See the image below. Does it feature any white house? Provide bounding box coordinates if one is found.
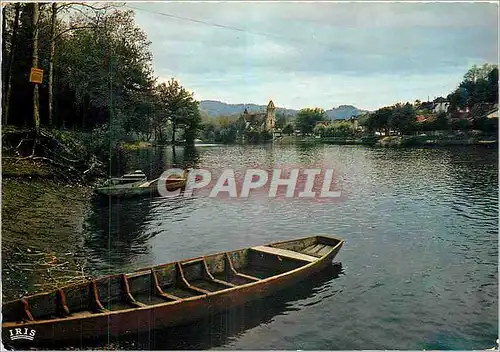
[433,102,450,114]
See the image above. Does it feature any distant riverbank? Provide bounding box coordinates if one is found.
[190,134,497,148]
[275,135,498,148]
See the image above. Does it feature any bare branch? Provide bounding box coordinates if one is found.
[57,2,116,13]
[54,25,101,39]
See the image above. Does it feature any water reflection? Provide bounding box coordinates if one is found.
[168,145,201,171]
[112,146,201,179]
[84,145,201,274]
[83,197,155,273]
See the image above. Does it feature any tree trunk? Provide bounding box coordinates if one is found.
[2,4,7,115]
[171,122,176,145]
[32,2,40,135]
[48,2,56,126]
[3,3,20,125]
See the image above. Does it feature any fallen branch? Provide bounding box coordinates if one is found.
[15,135,31,150]
[41,261,69,268]
[33,156,84,179]
[40,144,85,165]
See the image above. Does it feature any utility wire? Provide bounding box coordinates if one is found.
[125,4,289,40]
[124,4,335,49]
[124,3,463,96]
[123,4,454,58]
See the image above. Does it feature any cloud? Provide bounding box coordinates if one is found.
[130,2,498,110]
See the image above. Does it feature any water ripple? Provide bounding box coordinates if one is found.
[78,145,498,350]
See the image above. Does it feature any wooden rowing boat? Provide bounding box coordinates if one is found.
[2,235,343,347]
[107,170,147,185]
[95,175,187,198]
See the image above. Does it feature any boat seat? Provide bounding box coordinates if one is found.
[251,246,317,263]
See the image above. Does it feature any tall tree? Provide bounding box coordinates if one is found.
[487,67,499,104]
[295,108,327,135]
[367,106,392,135]
[32,2,40,135]
[47,3,113,126]
[47,2,57,126]
[55,8,154,130]
[389,103,415,135]
[156,78,200,145]
[2,3,21,125]
[463,63,497,83]
[448,63,498,112]
[2,4,7,115]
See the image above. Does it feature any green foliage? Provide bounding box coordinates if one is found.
[360,136,379,145]
[295,108,327,135]
[260,130,272,142]
[155,78,201,145]
[1,5,202,152]
[463,63,497,83]
[473,116,498,133]
[333,121,354,137]
[434,112,449,131]
[389,103,416,135]
[282,123,294,136]
[313,124,326,137]
[199,115,241,143]
[55,8,156,131]
[365,106,392,134]
[362,63,497,136]
[243,130,260,143]
[448,64,499,112]
[275,112,288,129]
[314,121,355,138]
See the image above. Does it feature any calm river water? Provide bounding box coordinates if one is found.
[78,144,497,350]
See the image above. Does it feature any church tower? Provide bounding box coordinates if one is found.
[266,100,275,131]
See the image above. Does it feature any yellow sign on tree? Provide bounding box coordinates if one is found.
[30,67,43,84]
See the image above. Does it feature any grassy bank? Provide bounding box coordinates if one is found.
[2,133,99,301]
[120,140,153,151]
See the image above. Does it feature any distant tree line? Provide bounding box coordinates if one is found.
[199,111,292,143]
[361,63,498,136]
[198,63,499,144]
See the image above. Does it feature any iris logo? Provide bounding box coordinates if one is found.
[9,328,36,341]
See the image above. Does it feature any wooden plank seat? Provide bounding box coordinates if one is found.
[302,244,332,257]
[251,246,318,263]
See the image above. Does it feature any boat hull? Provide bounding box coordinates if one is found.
[2,236,343,348]
[95,180,186,198]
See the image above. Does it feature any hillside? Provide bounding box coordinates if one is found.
[199,100,297,118]
[199,100,368,120]
[325,105,368,119]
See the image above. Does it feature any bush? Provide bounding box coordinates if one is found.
[360,136,379,145]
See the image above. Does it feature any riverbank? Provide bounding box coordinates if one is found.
[2,159,95,301]
[290,135,498,147]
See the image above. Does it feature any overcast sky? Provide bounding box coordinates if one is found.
[127,1,498,111]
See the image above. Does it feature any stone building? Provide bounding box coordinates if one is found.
[242,100,276,132]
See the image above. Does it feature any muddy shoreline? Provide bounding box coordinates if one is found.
[2,160,95,301]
